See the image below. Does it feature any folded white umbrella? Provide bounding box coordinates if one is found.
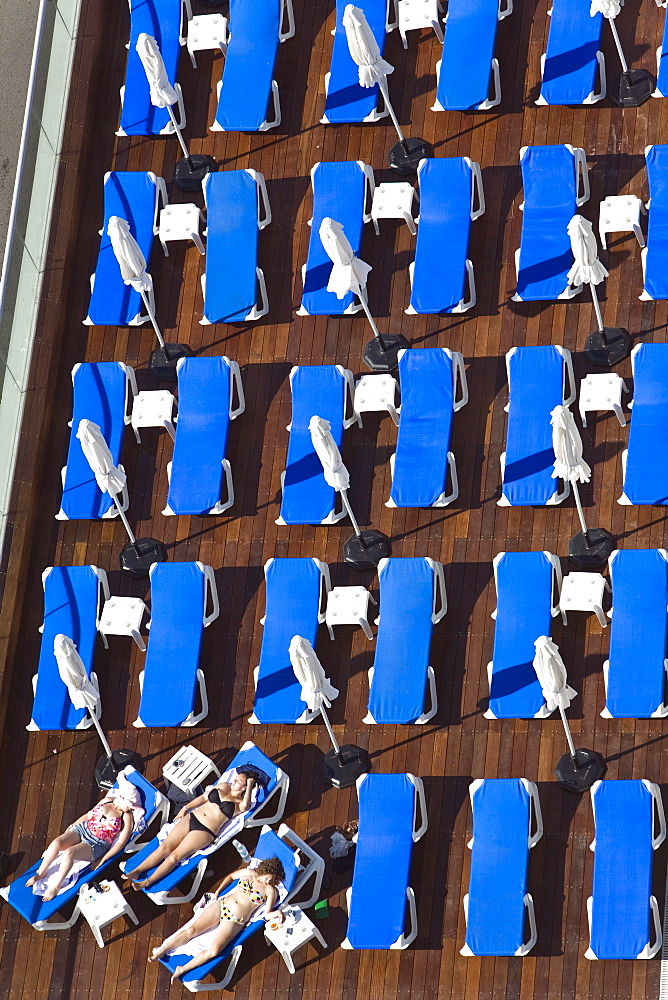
[551,404,591,540]
[136,32,192,161]
[54,634,113,757]
[319,217,385,343]
[567,215,608,333]
[289,635,341,754]
[590,0,629,73]
[533,636,578,756]
[343,4,405,142]
[107,216,165,346]
[76,419,139,549]
[309,415,366,539]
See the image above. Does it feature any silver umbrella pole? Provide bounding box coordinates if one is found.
[166,105,194,168]
[111,494,144,559]
[320,705,342,756]
[378,76,408,149]
[590,283,605,333]
[138,289,166,349]
[86,701,114,759]
[607,18,629,73]
[571,480,590,545]
[356,284,389,352]
[558,704,578,759]
[340,489,369,550]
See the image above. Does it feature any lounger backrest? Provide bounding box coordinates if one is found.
[623,344,668,505]
[643,147,668,301]
[120,0,183,136]
[324,0,389,123]
[214,0,281,131]
[539,0,603,105]
[203,171,260,323]
[437,0,500,110]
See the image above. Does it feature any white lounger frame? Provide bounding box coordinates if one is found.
[585,779,665,960]
[341,772,427,950]
[385,348,468,508]
[640,151,659,298]
[163,357,245,516]
[431,0,512,112]
[497,345,576,507]
[653,46,667,97]
[535,30,606,107]
[617,343,651,504]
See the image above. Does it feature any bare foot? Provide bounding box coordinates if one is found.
[41,891,56,902]
[148,946,162,963]
[132,878,151,891]
[171,966,186,984]
[26,875,40,888]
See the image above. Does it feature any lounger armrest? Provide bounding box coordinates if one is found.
[179,0,193,45]
[567,147,591,207]
[120,363,139,424]
[276,822,325,909]
[390,887,418,949]
[643,780,667,848]
[522,779,544,847]
[198,563,220,627]
[515,894,537,956]
[408,774,428,841]
[555,346,576,406]
[359,162,376,223]
[151,174,169,233]
[545,552,564,619]
[340,367,360,429]
[449,351,469,410]
[315,559,332,623]
[498,0,513,18]
[426,558,447,622]
[463,159,485,221]
[246,169,272,230]
[227,359,246,419]
[386,0,399,30]
[279,0,296,40]
[92,566,111,632]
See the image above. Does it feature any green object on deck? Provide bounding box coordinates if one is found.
[314,899,329,919]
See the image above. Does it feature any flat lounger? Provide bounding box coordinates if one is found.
[27,566,109,732]
[586,780,665,960]
[158,824,324,990]
[485,551,564,719]
[211,0,294,132]
[200,169,271,324]
[342,773,427,950]
[117,0,189,136]
[56,362,137,521]
[164,356,245,516]
[365,557,446,724]
[297,161,375,316]
[601,549,668,719]
[322,0,397,124]
[432,0,512,111]
[406,157,485,315]
[499,346,576,506]
[277,365,359,526]
[84,171,166,327]
[461,778,542,957]
[536,0,605,106]
[618,343,668,504]
[386,348,468,507]
[640,145,668,300]
[249,558,330,724]
[134,562,219,728]
[0,769,169,930]
[513,145,590,302]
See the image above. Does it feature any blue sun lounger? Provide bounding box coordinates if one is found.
[586,780,665,960]
[536,0,605,106]
[84,171,167,328]
[499,346,576,507]
[461,778,543,957]
[513,145,590,302]
[432,0,513,111]
[133,562,219,728]
[654,21,668,99]
[385,348,468,508]
[158,824,324,989]
[485,551,564,719]
[249,558,331,724]
[26,566,110,732]
[0,768,169,930]
[406,157,485,315]
[117,0,189,137]
[322,0,398,124]
[640,146,668,301]
[618,344,668,505]
[601,549,668,719]
[211,0,294,132]
[56,362,137,521]
[163,356,245,516]
[277,365,359,526]
[200,169,271,324]
[297,161,375,317]
[342,773,427,950]
[365,558,446,725]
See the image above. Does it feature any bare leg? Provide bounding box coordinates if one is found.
[26,829,81,887]
[170,920,244,983]
[149,900,220,961]
[41,843,94,901]
[124,817,195,880]
[130,828,214,890]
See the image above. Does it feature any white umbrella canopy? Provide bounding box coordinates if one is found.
[108,216,152,294]
[54,634,114,757]
[550,405,591,486]
[532,636,577,713]
[319,217,372,299]
[342,4,394,88]
[308,416,350,491]
[136,32,179,108]
[76,419,127,497]
[289,635,339,714]
[590,0,622,18]
[567,215,608,288]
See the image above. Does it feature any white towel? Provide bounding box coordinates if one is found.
[108,767,146,836]
[31,856,91,898]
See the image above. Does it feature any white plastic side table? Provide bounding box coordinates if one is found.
[325,586,376,640]
[131,390,176,443]
[162,745,221,795]
[354,375,398,421]
[264,904,327,974]
[371,182,417,235]
[187,14,228,68]
[99,597,149,651]
[397,0,443,48]
[77,880,138,948]
[159,204,206,255]
[560,572,609,627]
[598,195,646,249]
[578,374,628,428]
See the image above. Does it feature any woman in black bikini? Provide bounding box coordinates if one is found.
[123,769,258,890]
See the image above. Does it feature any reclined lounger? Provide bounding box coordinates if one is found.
[654,21,668,99]
[27,566,110,732]
[498,346,576,506]
[485,551,564,719]
[586,779,665,960]
[249,557,331,724]
[432,0,512,111]
[461,778,542,957]
[56,362,137,521]
[117,0,189,136]
[513,145,590,302]
[386,348,468,507]
[322,0,397,124]
[536,0,605,106]
[200,169,271,324]
[365,557,446,724]
[342,772,428,949]
[277,365,359,526]
[158,824,324,990]
[0,769,168,929]
[618,343,668,505]
[84,171,166,327]
[406,157,485,315]
[602,549,668,719]
[297,160,375,316]
[211,0,295,132]
[134,562,219,728]
[640,146,668,301]
[164,356,245,516]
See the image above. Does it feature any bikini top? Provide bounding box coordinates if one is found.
[237,878,266,906]
[87,803,123,844]
[208,788,235,820]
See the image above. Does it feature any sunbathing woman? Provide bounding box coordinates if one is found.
[149,857,285,983]
[123,768,258,890]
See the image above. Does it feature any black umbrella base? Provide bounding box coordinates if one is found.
[322,745,372,788]
[555,748,607,793]
[389,137,433,177]
[343,530,391,570]
[363,334,409,372]
[149,343,194,381]
[95,748,145,790]
[584,327,632,367]
[568,528,615,570]
[611,69,654,109]
[120,538,168,577]
[174,154,217,192]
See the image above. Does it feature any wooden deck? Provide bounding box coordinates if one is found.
[1,0,668,996]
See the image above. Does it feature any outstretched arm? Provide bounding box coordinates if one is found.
[92,812,134,869]
[213,867,247,898]
[174,792,208,822]
[263,886,282,924]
